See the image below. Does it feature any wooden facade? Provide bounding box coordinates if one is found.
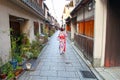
[74,34,94,62]
[105,0,120,67]
[76,20,94,62]
[70,0,94,63]
[78,20,94,37]
[66,24,71,31]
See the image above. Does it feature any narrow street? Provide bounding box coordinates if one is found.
[18,31,97,80]
[1,0,120,80]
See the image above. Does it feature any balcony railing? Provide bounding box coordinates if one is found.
[74,33,94,63]
[21,0,44,16]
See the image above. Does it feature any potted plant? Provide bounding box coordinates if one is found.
[0,57,6,79]
[14,66,23,77]
[15,55,23,66]
[0,63,8,79]
[30,40,42,59]
[0,69,7,79]
[7,71,15,80]
[10,35,18,70]
[20,35,31,61]
[10,59,17,70]
[0,72,7,79]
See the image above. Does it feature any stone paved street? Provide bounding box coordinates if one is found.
[18,31,98,80]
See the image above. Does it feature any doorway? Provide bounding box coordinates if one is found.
[9,15,26,53]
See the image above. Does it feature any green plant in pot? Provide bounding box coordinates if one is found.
[7,71,15,80]
[10,54,17,70]
[24,51,33,60]
[0,57,7,79]
[0,67,7,79]
[10,36,18,70]
[30,41,41,59]
[15,55,23,66]
[20,35,31,60]
[0,62,12,79]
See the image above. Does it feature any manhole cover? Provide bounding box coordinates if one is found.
[80,71,96,78]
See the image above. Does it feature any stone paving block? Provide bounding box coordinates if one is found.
[21,71,30,76]
[40,71,57,77]
[29,71,40,76]
[72,62,83,67]
[36,65,42,70]
[105,68,120,79]
[82,78,97,80]
[70,60,80,63]
[28,76,47,80]
[43,61,57,66]
[18,71,30,80]
[98,71,114,80]
[40,66,50,71]
[57,62,66,67]
[66,78,80,80]
[65,67,76,71]
[39,58,50,62]
[49,66,66,71]
[74,71,81,78]
[47,77,67,80]
[58,71,76,78]
[64,59,73,63]
[18,76,27,80]
[75,67,89,72]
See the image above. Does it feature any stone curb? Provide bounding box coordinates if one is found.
[67,39,105,80]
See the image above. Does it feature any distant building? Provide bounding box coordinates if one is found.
[62,1,74,39]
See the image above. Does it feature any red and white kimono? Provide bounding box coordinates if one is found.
[58,31,67,53]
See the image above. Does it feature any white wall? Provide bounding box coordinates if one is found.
[0,8,11,63]
[101,0,107,67]
[77,8,83,21]
[77,7,94,22]
[94,0,107,67]
[71,21,76,40]
[84,7,94,20]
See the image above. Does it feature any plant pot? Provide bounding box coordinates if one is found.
[10,59,17,69]
[18,62,23,66]
[14,69,23,76]
[26,63,31,70]
[0,74,7,79]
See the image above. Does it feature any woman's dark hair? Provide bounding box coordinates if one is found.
[60,28,65,31]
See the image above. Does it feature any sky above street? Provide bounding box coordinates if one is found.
[44,0,70,25]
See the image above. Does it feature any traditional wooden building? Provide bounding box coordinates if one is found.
[69,0,120,67]
[70,0,94,63]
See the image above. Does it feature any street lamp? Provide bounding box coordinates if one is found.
[88,2,92,11]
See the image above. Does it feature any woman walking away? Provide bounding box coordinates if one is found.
[58,28,67,55]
